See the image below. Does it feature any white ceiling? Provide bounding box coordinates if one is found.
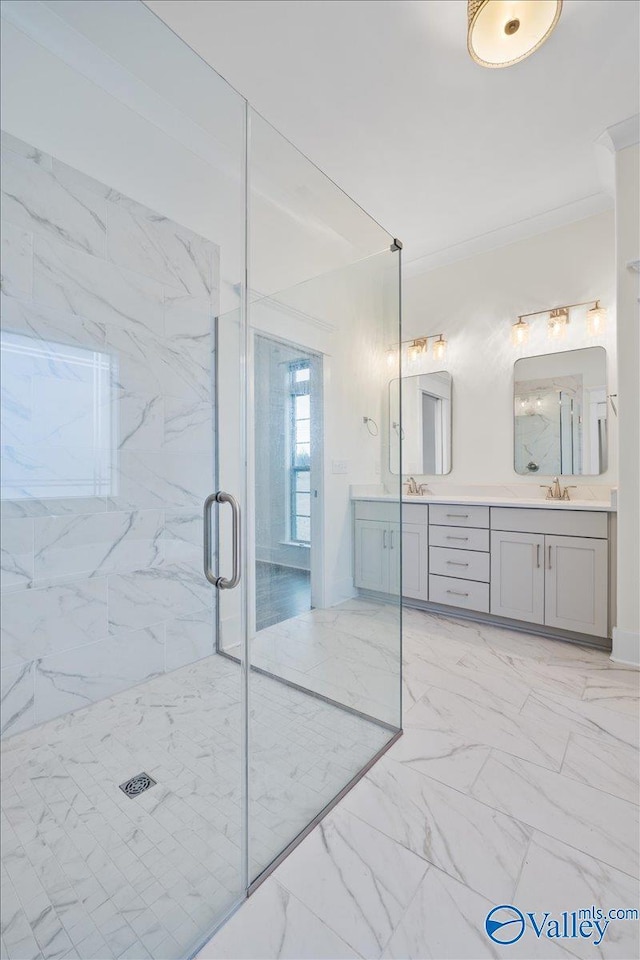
[147,0,639,267]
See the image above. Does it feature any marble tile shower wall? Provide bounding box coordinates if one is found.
[0,132,220,738]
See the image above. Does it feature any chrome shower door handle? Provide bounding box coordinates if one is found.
[203,492,241,589]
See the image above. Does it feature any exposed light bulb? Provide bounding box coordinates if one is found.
[511,318,529,346]
[586,301,607,336]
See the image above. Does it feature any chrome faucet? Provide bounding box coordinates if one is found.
[540,477,577,501]
[404,477,428,496]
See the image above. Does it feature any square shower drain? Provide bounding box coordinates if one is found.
[119,772,157,798]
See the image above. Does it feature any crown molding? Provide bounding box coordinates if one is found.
[596,114,640,154]
[403,193,613,278]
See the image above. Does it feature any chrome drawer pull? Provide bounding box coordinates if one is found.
[446,513,469,518]
[446,560,469,567]
[446,589,469,597]
[446,535,469,541]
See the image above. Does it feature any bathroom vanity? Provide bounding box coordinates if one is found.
[353,494,615,644]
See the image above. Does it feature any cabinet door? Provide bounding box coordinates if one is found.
[354,520,389,592]
[545,535,608,637]
[490,531,545,624]
[392,522,428,600]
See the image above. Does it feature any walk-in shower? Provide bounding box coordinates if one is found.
[0,3,402,958]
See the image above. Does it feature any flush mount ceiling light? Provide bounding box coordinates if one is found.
[467,0,563,68]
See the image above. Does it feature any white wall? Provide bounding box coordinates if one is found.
[612,143,640,666]
[402,212,617,493]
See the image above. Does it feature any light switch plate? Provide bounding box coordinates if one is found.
[332,460,348,475]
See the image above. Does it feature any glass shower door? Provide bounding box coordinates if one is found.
[0,3,247,957]
[246,108,403,885]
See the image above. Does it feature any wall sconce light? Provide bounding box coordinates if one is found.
[387,333,447,368]
[510,299,605,346]
[547,307,569,340]
[586,300,607,336]
[511,318,530,346]
[407,338,428,362]
[432,335,447,362]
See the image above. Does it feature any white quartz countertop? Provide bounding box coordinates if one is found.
[351,493,616,512]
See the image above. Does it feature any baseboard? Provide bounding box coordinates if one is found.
[611,627,640,667]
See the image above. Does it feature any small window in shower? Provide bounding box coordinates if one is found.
[0,331,113,500]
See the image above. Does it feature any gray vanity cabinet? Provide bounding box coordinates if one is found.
[393,522,429,600]
[353,499,611,641]
[490,511,609,638]
[490,530,545,624]
[354,502,428,600]
[354,519,390,593]
[544,535,608,636]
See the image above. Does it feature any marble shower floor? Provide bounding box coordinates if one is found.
[200,609,640,960]
[0,648,391,960]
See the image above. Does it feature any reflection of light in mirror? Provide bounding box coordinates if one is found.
[1,332,113,500]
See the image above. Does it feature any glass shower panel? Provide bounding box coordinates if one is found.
[247,108,402,884]
[0,2,246,958]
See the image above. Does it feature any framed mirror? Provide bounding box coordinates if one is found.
[514,346,607,476]
[389,371,452,475]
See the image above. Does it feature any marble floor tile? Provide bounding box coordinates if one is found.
[341,758,532,904]
[404,685,568,770]
[561,733,640,805]
[385,722,491,792]
[405,654,532,710]
[520,690,639,750]
[195,878,360,960]
[381,865,500,960]
[275,805,427,958]
[515,831,640,960]
[472,751,640,879]
[382,864,576,960]
[456,646,588,701]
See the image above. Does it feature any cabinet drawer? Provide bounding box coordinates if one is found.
[429,504,489,528]
[429,525,489,552]
[490,507,608,539]
[354,500,399,523]
[403,503,429,526]
[430,546,490,582]
[429,574,490,613]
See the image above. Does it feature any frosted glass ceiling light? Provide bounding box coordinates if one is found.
[586,301,607,336]
[511,318,530,346]
[467,0,563,68]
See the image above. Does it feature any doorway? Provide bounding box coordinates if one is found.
[253,334,322,632]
